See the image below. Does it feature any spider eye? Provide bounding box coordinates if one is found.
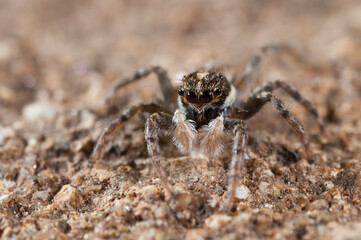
[178,89,184,96]
[186,91,198,103]
[214,89,222,96]
[200,91,213,103]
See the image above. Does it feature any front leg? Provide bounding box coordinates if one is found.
[145,112,175,195]
[250,80,326,134]
[90,103,170,164]
[234,92,312,161]
[223,119,248,212]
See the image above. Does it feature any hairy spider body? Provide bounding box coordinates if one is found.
[179,71,235,129]
[91,44,325,212]
[173,71,241,160]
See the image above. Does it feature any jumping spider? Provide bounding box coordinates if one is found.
[91,44,325,211]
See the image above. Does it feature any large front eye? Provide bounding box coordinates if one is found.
[186,91,198,103]
[200,91,213,103]
[214,89,221,96]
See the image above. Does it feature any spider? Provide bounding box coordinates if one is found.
[90,44,325,212]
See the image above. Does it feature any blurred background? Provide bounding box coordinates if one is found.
[1,2,361,239]
[0,0,361,124]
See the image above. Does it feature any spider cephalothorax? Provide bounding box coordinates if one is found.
[178,71,236,128]
[178,71,232,108]
[91,44,326,212]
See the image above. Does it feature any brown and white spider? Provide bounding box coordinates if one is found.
[90,44,325,212]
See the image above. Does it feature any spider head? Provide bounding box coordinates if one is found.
[178,71,235,112]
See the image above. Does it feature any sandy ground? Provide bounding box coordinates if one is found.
[0,0,361,239]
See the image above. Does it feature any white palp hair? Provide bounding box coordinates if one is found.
[172,109,197,154]
[200,115,225,158]
[222,84,236,108]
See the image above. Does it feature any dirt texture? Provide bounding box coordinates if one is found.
[0,0,361,239]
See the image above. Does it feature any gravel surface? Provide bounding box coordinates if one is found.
[0,1,361,239]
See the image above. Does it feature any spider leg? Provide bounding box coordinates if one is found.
[104,66,176,107]
[245,80,326,134]
[238,43,310,87]
[145,112,175,195]
[223,119,248,212]
[90,103,170,164]
[233,92,312,161]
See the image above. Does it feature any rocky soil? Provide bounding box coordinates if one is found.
[0,0,361,239]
